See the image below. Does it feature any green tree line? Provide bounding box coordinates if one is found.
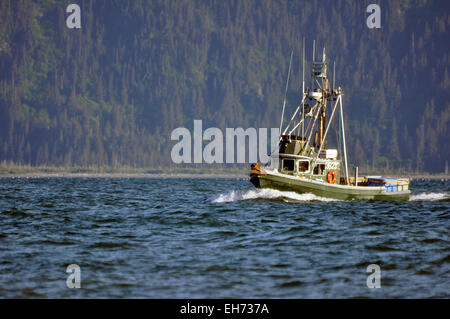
[0,0,448,172]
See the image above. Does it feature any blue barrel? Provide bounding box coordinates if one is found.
[368,178,398,192]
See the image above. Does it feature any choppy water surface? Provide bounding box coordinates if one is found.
[0,177,448,298]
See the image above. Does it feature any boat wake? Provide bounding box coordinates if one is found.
[210,190,450,203]
[409,192,450,202]
[210,188,339,203]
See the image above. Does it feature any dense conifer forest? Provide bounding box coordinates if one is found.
[0,0,448,173]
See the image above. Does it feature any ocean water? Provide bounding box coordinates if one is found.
[0,177,448,298]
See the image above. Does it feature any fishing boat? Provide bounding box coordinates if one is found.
[250,42,411,201]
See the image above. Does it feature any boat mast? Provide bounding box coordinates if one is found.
[276,40,351,185]
[319,46,327,150]
[309,94,341,179]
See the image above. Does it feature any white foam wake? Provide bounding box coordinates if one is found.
[210,188,339,203]
[409,192,449,201]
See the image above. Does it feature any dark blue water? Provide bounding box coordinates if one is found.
[0,177,448,298]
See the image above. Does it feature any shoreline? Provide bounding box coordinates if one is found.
[0,172,248,179]
[0,172,448,180]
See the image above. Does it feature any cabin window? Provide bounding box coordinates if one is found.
[298,160,310,172]
[282,159,295,171]
[313,164,326,175]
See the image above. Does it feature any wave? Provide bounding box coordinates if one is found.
[409,192,449,201]
[210,188,339,203]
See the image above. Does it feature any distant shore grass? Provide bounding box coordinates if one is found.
[0,162,248,177]
[0,162,448,179]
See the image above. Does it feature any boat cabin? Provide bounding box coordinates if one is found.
[278,135,341,183]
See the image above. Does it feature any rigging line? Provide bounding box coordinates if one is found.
[303,103,322,151]
[302,104,318,140]
[287,117,306,136]
[281,95,307,136]
[279,50,294,136]
[311,40,315,90]
[315,78,322,88]
[302,36,305,138]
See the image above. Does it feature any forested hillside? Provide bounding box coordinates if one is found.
[0,0,449,172]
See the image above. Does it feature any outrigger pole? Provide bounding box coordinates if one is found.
[339,95,350,185]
